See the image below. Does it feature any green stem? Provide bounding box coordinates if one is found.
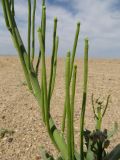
[35,3,46,74]
[38,28,59,149]
[31,0,36,62]
[1,0,10,29]
[80,38,89,160]
[91,94,97,119]
[65,52,72,160]
[41,6,46,50]
[62,100,66,133]
[102,95,110,117]
[2,1,82,159]
[38,28,48,122]
[50,36,59,97]
[11,0,15,16]
[42,0,45,6]
[41,70,45,123]
[71,65,77,160]
[28,0,31,69]
[70,22,80,79]
[31,31,68,158]
[96,107,102,130]
[22,65,67,159]
[62,22,80,133]
[30,71,68,159]
[3,0,32,90]
[48,17,58,108]
[36,50,41,74]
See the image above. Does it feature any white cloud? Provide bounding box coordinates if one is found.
[0,0,120,58]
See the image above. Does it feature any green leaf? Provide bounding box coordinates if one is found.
[86,140,94,160]
[86,150,94,160]
[104,144,120,160]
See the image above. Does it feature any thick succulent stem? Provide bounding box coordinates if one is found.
[62,102,66,133]
[2,0,84,159]
[70,22,80,79]
[48,17,58,108]
[1,0,10,29]
[36,50,41,74]
[41,70,45,122]
[29,72,68,159]
[28,0,31,69]
[38,28,62,152]
[2,0,32,90]
[38,28,48,127]
[35,3,46,74]
[80,38,89,160]
[96,107,102,130]
[11,0,15,16]
[65,52,72,159]
[31,0,36,62]
[42,0,45,6]
[41,6,46,49]
[71,65,77,160]
[50,36,59,97]
[35,4,46,74]
[62,22,80,133]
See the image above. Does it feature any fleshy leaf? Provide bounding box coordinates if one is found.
[104,144,120,160]
[86,140,94,160]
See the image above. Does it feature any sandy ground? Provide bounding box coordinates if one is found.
[0,56,120,160]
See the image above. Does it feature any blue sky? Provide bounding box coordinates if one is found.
[0,0,120,58]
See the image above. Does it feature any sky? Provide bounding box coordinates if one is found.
[0,0,120,58]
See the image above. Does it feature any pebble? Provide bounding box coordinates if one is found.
[1,115,5,119]
[8,137,13,143]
